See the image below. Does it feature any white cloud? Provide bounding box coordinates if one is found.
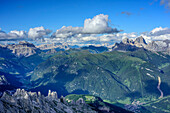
[0,31,8,40]
[51,26,83,38]
[0,29,27,41]
[82,14,119,34]
[10,30,27,38]
[52,14,120,39]
[150,27,170,36]
[49,14,120,46]
[28,26,52,39]
[0,26,52,41]
[137,27,170,43]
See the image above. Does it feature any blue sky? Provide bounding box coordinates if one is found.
[0,0,169,33]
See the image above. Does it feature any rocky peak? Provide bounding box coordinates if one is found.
[18,41,36,47]
[13,89,30,99]
[134,36,147,45]
[122,38,133,45]
[146,39,170,55]
[4,41,40,57]
[121,36,147,48]
[36,43,70,50]
[0,89,100,113]
[47,90,58,100]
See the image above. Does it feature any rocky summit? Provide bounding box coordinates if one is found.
[146,39,170,55]
[112,36,170,55]
[0,37,170,113]
[1,41,41,57]
[0,89,132,113]
[112,36,147,51]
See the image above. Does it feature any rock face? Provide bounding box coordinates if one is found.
[122,38,134,45]
[112,42,140,51]
[134,36,147,47]
[112,36,170,55]
[3,41,40,57]
[36,43,69,50]
[112,36,147,51]
[146,40,170,55]
[0,89,95,113]
[122,36,147,48]
[0,89,132,113]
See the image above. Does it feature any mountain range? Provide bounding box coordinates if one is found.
[0,37,169,113]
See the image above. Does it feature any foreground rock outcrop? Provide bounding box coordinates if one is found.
[0,89,94,113]
[0,89,132,113]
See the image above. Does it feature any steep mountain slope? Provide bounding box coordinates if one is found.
[0,42,66,94]
[30,49,170,102]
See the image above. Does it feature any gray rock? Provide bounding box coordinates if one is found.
[0,89,97,113]
[146,39,170,55]
[5,41,40,57]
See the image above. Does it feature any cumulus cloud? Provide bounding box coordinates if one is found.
[150,27,170,36]
[45,32,136,46]
[138,27,170,43]
[82,14,119,34]
[10,30,27,38]
[51,26,83,38]
[28,26,52,39]
[0,29,27,41]
[50,14,120,46]
[52,14,120,39]
[0,26,52,41]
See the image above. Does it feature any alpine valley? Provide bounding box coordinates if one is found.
[0,36,169,113]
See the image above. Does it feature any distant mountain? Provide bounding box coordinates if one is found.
[81,45,108,53]
[146,39,170,55]
[0,41,41,58]
[30,48,170,103]
[112,42,140,51]
[0,38,170,113]
[0,41,63,74]
[111,36,170,55]
[111,36,148,52]
[36,43,70,51]
[0,89,132,113]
